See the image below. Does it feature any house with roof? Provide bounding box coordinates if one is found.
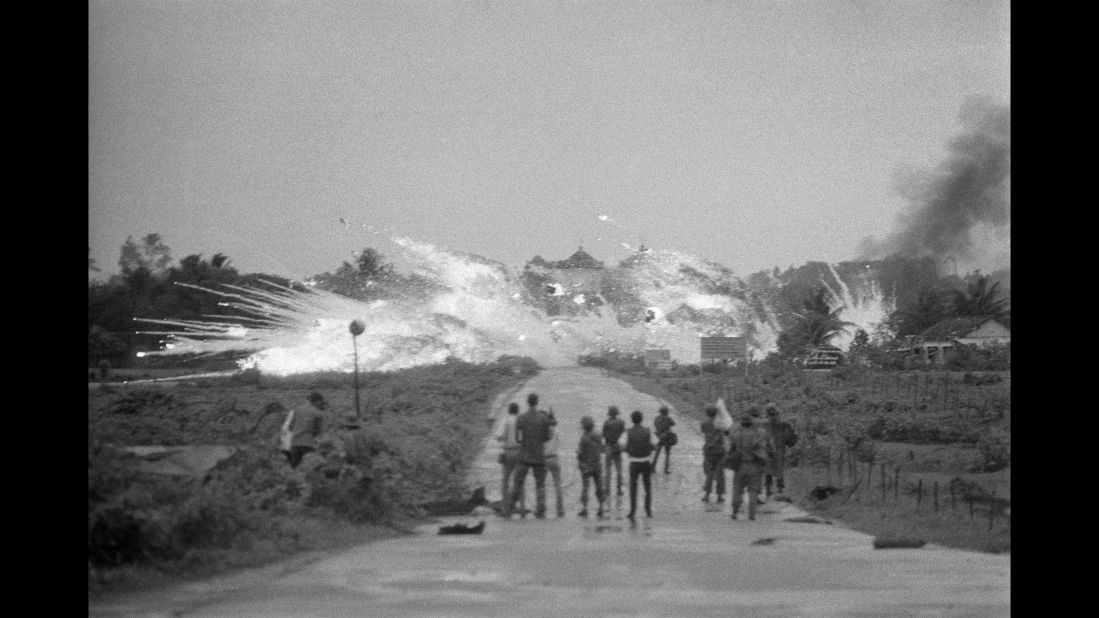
[543,247,606,295]
[910,315,1010,364]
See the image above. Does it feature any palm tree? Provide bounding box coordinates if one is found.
[949,275,1009,322]
[885,284,951,338]
[791,286,857,348]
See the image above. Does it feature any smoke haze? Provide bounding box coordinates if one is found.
[860,97,1010,273]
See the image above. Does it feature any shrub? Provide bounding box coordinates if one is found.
[971,430,1010,472]
[105,387,176,416]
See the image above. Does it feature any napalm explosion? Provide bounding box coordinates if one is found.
[138,99,1008,376]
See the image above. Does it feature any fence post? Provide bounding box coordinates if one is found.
[894,467,900,500]
[944,371,950,415]
[880,463,886,502]
[989,490,996,530]
[916,478,922,510]
[950,481,956,511]
[933,481,939,512]
[867,460,873,498]
[969,495,974,520]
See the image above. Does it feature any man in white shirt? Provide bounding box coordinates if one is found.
[494,402,522,511]
[543,409,566,518]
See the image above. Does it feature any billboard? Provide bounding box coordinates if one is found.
[700,336,746,361]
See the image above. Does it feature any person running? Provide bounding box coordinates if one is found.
[543,409,566,518]
[727,407,771,521]
[624,410,655,519]
[650,405,676,474]
[763,403,798,498]
[576,415,606,518]
[700,405,727,503]
[494,402,523,512]
[502,393,553,519]
[602,406,626,498]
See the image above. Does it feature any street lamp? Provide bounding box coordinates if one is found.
[349,319,365,420]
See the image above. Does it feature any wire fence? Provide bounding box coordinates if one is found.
[806,448,1010,531]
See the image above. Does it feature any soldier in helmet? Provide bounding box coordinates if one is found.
[576,415,606,517]
[727,407,772,521]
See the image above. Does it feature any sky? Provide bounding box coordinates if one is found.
[89,0,1010,282]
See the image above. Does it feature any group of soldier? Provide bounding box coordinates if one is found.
[496,393,797,522]
[701,403,798,520]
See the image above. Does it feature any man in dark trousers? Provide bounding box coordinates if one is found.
[602,406,626,497]
[727,408,772,521]
[700,405,727,503]
[625,410,656,519]
[494,402,522,511]
[502,393,553,519]
[650,405,676,474]
[763,403,798,498]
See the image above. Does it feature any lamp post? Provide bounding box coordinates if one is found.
[349,319,365,420]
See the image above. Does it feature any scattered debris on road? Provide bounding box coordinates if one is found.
[438,521,486,535]
[783,515,833,524]
[872,536,926,549]
[751,537,778,546]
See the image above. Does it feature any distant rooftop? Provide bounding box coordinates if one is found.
[918,315,1004,340]
[548,247,605,269]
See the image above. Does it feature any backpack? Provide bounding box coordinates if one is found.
[703,422,725,455]
[725,427,768,469]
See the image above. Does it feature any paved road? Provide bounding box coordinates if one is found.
[89,367,1010,617]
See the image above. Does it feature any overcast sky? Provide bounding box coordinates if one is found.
[89,0,1009,281]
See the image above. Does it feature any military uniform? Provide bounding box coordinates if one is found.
[727,419,773,520]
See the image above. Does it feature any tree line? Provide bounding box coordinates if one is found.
[88,234,406,368]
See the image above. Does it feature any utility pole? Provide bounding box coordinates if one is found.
[349,319,365,419]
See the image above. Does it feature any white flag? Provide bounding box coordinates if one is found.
[714,398,733,431]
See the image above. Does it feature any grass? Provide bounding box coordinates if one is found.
[595,362,1010,555]
[784,454,1010,554]
[88,357,540,594]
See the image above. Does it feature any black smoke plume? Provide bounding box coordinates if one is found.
[859,97,1010,270]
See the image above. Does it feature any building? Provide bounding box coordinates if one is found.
[911,315,1010,364]
[544,247,606,295]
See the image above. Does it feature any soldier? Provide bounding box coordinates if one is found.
[602,406,626,498]
[576,415,606,517]
[727,407,772,521]
[763,403,798,498]
[543,409,566,518]
[624,410,656,519]
[650,406,676,474]
[502,393,553,519]
[700,406,727,503]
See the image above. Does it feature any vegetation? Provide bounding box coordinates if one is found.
[88,233,434,369]
[776,285,857,356]
[582,351,1009,554]
[88,356,540,592]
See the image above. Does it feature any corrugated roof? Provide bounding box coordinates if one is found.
[918,315,1000,340]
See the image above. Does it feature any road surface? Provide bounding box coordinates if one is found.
[89,367,1010,617]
